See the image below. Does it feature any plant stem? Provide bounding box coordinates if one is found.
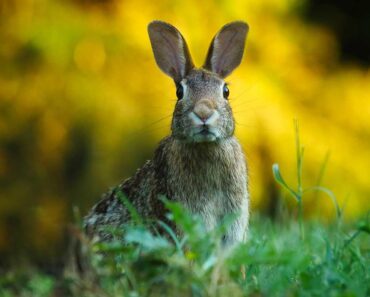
[298,199,304,240]
[294,119,305,240]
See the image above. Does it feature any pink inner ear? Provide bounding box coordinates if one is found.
[159,30,184,78]
[169,66,176,78]
[148,21,194,82]
[212,30,240,76]
[204,22,248,78]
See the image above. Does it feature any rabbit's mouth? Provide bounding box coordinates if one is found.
[191,127,219,142]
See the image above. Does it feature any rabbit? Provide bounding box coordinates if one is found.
[84,20,249,246]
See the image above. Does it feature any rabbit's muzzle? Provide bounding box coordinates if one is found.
[193,99,215,121]
[189,99,220,142]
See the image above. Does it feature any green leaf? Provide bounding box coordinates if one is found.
[157,220,184,253]
[125,226,171,251]
[357,220,370,234]
[272,163,299,201]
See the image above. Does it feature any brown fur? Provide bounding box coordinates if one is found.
[84,21,249,246]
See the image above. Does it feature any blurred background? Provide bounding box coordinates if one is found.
[0,0,369,270]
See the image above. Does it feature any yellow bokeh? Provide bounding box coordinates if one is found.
[0,0,369,258]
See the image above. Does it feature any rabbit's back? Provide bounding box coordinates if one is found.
[84,159,167,240]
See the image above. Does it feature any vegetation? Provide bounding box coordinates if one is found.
[1,126,369,297]
[1,205,369,296]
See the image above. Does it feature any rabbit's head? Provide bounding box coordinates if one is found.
[148,21,248,143]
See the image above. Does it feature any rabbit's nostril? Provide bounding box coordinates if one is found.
[193,99,215,122]
[194,111,211,123]
[190,111,210,126]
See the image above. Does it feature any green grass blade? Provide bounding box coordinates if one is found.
[303,186,341,219]
[115,188,144,226]
[272,163,299,201]
[157,220,184,254]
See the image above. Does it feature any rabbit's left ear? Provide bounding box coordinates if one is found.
[203,22,248,78]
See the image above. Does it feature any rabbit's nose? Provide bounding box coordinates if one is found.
[193,99,215,122]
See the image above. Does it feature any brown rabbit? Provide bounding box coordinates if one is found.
[84,21,249,246]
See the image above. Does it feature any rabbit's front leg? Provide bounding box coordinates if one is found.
[222,198,249,246]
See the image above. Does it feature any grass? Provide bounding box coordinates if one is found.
[1,212,369,297]
[1,123,369,297]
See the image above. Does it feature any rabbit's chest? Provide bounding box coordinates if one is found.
[168,161,241,228]
[186,188,226,231]
[165,137,248,229]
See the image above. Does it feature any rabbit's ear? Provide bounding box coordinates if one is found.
[203,22,248,78]
[148,21,194,83]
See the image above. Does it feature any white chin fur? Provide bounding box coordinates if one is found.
[190,127,220,143]
[192,133,217,143]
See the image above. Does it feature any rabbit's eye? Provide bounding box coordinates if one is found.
[176,85,184,100]
[223,84,229,99]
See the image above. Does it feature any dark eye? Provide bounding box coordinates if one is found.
[176,84,184,100]
[223,84,229,99]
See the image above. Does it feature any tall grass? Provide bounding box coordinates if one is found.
[272,120,342,239]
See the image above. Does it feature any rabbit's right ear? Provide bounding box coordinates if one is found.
[203,22,248,78]
[148,21,194,83]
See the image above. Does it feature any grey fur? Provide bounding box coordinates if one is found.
[84,21,249,246]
